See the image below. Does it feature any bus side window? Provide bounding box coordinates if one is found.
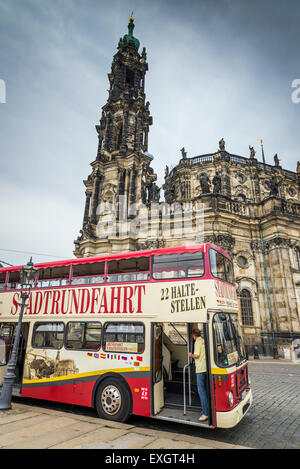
[209,249,234,284]
[32,323,64,349]
[152,252,204,279]
[65,322,101,351]
[209,249,226,281]
[103,322,145,354]
[36,266,70,289]
[107,257,149,283]
[0,272,6,291]
[6,271,23,290]
[71,262,105,286]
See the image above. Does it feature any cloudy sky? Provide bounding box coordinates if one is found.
[0,0,299,267]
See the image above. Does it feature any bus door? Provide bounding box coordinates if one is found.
[151,324,164,415]
[0,322,29,392]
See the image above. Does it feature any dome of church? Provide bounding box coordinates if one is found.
[119,16,140,51]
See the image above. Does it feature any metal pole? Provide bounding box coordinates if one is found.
[0,291,29,410]
[259,225,279,359]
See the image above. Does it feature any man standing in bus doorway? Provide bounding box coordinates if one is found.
[189,329,208,421]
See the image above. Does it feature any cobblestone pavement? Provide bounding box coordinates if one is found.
[130,360,300,449]
[0,360,299,449]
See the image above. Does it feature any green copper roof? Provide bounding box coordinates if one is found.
[119,17,140,51]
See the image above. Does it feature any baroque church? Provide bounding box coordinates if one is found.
[74,17,300,357]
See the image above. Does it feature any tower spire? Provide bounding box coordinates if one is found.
[128,13,135,37]
[74,16,157,258]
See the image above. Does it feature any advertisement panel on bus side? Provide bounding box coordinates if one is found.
[0,279,238,321]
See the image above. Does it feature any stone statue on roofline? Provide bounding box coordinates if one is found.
[249,145,256,159]
[274,154,280,167]
[219,138,225,152]
[180,147,187,159]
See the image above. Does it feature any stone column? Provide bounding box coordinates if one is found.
[83,191,92,225]
[90,172,101,225]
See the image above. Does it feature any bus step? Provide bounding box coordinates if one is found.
[154,407,210,428]
[165,380,197,395]
[164,391,200,408]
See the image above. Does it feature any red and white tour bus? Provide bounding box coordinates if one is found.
[0,243,252,428]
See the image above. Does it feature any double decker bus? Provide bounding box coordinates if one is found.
[0,244,252,429]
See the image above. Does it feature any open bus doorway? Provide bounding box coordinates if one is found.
[0,322,29,395]
[151,322,213,427]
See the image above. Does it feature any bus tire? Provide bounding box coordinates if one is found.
[95,376,131,422]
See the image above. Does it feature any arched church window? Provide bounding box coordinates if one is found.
[237,193,246,202]
[295,248,300,271]
[125,68,135,88]
[117,124,123,149]
[237,255,248,268]
[240,289,254,326]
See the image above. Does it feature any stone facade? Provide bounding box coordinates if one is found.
[74,19,300,356]
[163,142,300,355]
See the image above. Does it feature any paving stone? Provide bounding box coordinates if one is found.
[143,438,198,449]
[4,420,101,449]
[0,416,81,448]
[75,432,156,449]
[50,427,129,449]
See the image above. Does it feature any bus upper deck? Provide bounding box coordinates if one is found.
[0,243,238,321]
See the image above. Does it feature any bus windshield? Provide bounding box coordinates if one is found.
[213,312,247,367]
[209,248,234,284]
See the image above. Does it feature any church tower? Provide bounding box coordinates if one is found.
[74,16,159,257]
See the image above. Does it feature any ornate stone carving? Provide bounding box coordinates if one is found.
[148,182,161,203]
[136,239,165,251]
[251,237,292,252]
[212,172,222,194]
[204,234,235,253]
[269,176,279,197]
[198,173,211,194]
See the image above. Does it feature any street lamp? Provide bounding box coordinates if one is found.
[0,258,37,411]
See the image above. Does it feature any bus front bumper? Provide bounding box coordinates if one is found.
[215,388,253,429]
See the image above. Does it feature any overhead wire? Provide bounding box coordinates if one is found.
[0,248,67,259]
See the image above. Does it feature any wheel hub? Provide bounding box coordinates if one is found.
[101,385,121,416]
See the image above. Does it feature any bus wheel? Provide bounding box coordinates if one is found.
[95,377,131,422]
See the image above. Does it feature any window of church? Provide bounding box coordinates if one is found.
[240,289,254,326]
[125,68,135,88]
[295,249,300,271]
[237,193,246,202]
[237,255,248,268]
[236,173,246,184]
[116,124,123,149]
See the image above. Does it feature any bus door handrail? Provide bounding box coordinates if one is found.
[169,323,187,345]
[183,362,192,415]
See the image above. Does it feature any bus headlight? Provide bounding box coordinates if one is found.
[229,391,234,407]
